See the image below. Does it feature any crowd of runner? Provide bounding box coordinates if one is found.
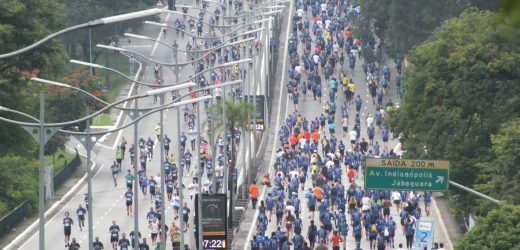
[56,0,440,249]
[60,0,260,249]
[248,0,432,250]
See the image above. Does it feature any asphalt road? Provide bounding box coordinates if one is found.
[243,3,449,250]
[15,1,258,249]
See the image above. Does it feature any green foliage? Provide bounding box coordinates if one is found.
[213,100,254,132]
[356,0,499,59]
[212,99,254,168]
[388,10,520,216]
[62,0,157,61]
[456,204,520,250]
[0,156,38,210]
[475,119,520,204]
[501,0,520,26]
[0,0,65,157]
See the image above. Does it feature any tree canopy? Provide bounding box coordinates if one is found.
[0,0,157,217]
[0,0,65,156]
[475,119,520,205]
[355,0,499,59]
[456,204,520,250]
[388,9,520,214]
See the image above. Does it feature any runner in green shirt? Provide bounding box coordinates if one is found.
[125,170,135,189]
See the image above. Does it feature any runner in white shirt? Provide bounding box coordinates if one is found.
[342,117,348,137]
[289,169,299,180]
[320,3,327,12]
[295,65,302,75]
[187,179,199,200]
[325,19,331,30]
[366,114,374,127]
[148,218,160,245]
[313,54,320,64]
[348,129,357,148]
[296,8,303,18]
[333,42,340,54]
[391,191,402,214]
[299,137,307,149]
[286,203,295,216]
[361,195,371,213]
[203,179,211,193]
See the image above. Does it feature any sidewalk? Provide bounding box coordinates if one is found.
[0,156,87,249]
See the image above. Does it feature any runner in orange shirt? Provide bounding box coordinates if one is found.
[290,134,298,148]
[249,182,259,209]
[311,131,320,144]
[313,185,323,202]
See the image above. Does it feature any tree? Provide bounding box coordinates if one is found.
[0,0,65,157]
[502,0,520,26]
[0,156,38,212]
[388,10,520,215]
[455,204,520,250]
[475,119,520,204]
[211,99,254,228]
[61,0,157,62]
[355,0,498,59]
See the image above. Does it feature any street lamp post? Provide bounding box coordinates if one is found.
[0,8,166,250]
[0,8,163,59]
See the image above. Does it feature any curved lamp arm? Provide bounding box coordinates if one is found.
[71,57,252,87]
[0,8,163,59]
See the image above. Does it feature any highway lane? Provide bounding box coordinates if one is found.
[14,2,257,249]
[245,5,449,250]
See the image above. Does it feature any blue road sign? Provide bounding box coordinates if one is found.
[415,220,434,250]
[233,168,238,181]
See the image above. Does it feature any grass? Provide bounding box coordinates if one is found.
[93,54,132,103]
[43,148,77,174]
[67,53,134,127]
[92,112,112,126]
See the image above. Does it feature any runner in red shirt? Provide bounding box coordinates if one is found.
[347,166,356,183]
[331,231,342,250]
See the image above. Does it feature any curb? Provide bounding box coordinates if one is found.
[431,195,454,249]
[3,149,95,250]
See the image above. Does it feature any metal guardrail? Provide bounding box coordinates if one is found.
[0,201,30,237]
[53,149,81,189]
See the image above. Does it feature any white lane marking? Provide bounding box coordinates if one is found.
[13,161,103,250]
[97,143,114,150]
[121,45,153,49]
[112,11,172,150]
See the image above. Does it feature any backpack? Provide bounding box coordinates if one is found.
[377,235,385,248]
[294,218,302,233]
[308,225,317,239]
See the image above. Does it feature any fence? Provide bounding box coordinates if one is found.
[53,149,81,189]
[0,201,30,237]
[0,149,81,237]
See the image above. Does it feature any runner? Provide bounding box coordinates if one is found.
[118,233,130,250]
[93,236,104,250]
[68,238,80,250]
[111,161,119,187]
[109,220,120,250]
[125,169,135,190]
[63,211,74,247]
[76,204,86,231]
[125,187,133,216]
